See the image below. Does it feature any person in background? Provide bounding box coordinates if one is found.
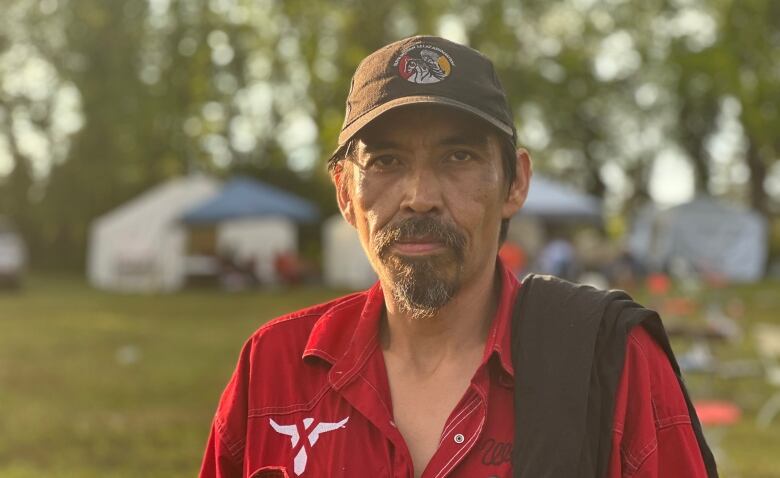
[537,229,577,280]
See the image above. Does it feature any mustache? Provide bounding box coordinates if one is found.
[374,216,466,260]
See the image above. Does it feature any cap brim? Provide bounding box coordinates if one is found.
[332,95,515,159]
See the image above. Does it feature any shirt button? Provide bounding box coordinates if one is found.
[454,433,465,444]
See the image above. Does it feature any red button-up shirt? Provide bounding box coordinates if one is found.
[200,262,708,477]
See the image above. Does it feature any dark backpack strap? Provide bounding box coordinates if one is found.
[510,274,611,477]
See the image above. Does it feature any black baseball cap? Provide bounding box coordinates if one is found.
[329,35,516,163]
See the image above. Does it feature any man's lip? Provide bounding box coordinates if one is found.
[392,241,446,254]
[395,237,439,244]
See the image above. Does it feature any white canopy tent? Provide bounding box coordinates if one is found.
[505,174,604,259]
[322,214,377,290]
[518,174,603,223]
[629,196,768,282]
[216,217,297,284]
[87,175,220,292]
[89,176,315,291]
[180,177,319,284]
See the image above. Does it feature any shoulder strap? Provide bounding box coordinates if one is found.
[510,274,615,477]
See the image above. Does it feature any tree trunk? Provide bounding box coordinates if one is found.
[745,136,769,215]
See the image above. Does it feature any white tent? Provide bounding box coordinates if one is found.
[180,177,319,285]
[216,217,297,284]
[518,174,602,223]
[322,214,377,290]
[629,197,768,282]
[87,175,220,292]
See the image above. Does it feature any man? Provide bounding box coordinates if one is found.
[200,36,714,478]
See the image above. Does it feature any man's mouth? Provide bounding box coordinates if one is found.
[375,216,466,262]
[391,238,447,255]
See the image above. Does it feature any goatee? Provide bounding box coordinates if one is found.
[374,216,467,320]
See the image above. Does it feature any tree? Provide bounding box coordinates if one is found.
[1,0,777,270]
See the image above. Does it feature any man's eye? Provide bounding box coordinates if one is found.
[449,151,473,162]
[367,155,399,169]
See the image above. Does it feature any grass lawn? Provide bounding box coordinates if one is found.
[0,274,778,477]
[0,275,341,478]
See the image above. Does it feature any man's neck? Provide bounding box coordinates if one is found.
[378,261,501,373]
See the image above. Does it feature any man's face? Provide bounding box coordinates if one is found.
[334,105,528,319]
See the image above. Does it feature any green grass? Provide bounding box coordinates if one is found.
[0,275,341,478]
[0,275,778,477]
[641,280,780,478]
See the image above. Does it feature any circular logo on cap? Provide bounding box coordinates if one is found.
[393,44,454,84]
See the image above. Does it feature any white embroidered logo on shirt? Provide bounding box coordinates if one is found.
[269,416,349,476]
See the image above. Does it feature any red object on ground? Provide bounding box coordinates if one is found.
[647,272,671,295]
[694,400,742,426]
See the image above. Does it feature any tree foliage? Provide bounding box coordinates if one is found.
[0,0,777,269]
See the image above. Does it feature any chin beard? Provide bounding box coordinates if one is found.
[388,254,462,320]
[374,216,466,320]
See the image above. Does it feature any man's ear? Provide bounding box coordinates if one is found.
[332,165,356,227]
[502,148,532,218]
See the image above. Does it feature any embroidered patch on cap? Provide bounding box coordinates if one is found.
[393,43,455,84]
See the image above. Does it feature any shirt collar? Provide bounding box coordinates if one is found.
[483,257,521,378]
[302,281,384,372]
[303,257,521,382]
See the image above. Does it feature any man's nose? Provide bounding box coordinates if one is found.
[399,165,443,214]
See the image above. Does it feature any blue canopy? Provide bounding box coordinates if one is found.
[181,177,319,224]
